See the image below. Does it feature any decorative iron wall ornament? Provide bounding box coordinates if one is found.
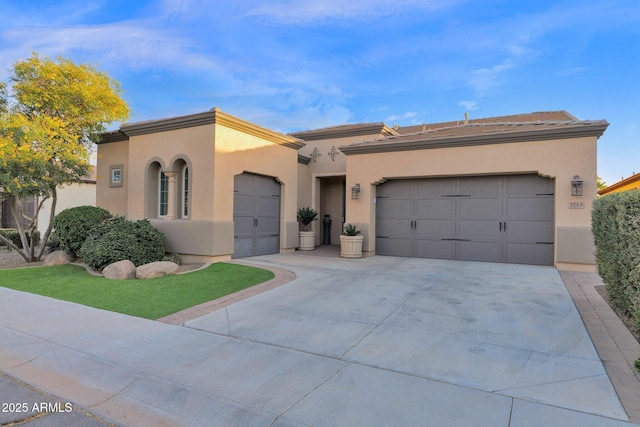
[328,146,340,161]
[310,147,321,162]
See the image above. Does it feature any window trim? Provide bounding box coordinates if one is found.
[181,164,189,218]
[158,170,168,217]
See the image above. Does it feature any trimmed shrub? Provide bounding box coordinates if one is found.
[52,206,112,257]
[0,228,40,249]
[592,190,640,328]
[78,216,165,270]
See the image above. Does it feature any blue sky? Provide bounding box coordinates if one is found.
[0,0,638,185]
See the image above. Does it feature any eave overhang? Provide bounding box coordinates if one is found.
[340,121,609,155]
[98,108,305,149]
[290,123,398,141]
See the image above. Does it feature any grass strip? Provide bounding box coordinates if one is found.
[0,263,274,319]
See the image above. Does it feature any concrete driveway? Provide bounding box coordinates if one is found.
[0,254,634,426]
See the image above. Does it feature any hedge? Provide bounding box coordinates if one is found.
[0,228,41,249]
[52,206,112,257]
[78,216,165,270]
[592,190,640,328]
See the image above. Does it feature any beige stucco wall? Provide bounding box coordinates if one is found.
[214,123,299,255]
[37,182,96,234]
[96,140,129,216]
[297,133,385,244]
[96,117,299,260]
[344,136,598,270]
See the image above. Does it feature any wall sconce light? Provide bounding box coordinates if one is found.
[351,184,361,200]
[571,175,584,196]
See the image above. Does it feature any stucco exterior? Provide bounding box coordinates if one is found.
[96,109,607,271]
[97,108,303,262]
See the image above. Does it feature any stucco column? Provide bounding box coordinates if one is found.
[165,171,177,220]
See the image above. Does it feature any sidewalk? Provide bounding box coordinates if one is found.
[560,271,640,424]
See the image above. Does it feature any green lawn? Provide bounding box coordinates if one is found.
[0,263,274,320]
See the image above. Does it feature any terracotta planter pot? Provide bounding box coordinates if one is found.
[298,231,316,250]
[339,234,364,258]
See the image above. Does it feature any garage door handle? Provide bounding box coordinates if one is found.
[499,221,507,231]
[499,222,502,231]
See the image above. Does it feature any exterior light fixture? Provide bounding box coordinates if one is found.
[328,146,340,161]
[571,175,584,196]
[351,184,361,200]
[310,147,321,162]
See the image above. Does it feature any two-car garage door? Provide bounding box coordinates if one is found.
[376,174,554,265]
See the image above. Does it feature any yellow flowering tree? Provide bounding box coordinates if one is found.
[0,53,129,261]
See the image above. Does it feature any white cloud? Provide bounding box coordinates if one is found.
[245,0,465,24]
[458,100,478,111]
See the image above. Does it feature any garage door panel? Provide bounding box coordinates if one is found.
[255,236,280,256]
[417,178,455,197]
[416,219,454,239]
[255,195,280,215]
[505,220,554,243]
[506,175,553,196]
[377,219,412,239]
[459,220,500,241]
[458,241,500,262]
[506,242,554,266]
[506,197,553,220]
[375,175,554,265]
[377,198,412,219]
[233,237,253,259]
[459,198,500,218]
[233,193,254,214]
[234,173,280,258]
[416,199,455,218]
[376,237,413,257]
[255,175,280,195]
[256,216,279,235]
[234,173,254,192]
[415,239,455,259]
[458,176,500,197]
[378,180,413,198]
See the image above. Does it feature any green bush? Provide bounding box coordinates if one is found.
[52,206,112,257]
[592,190,640,328]
[78,216,165,270]
[0,228,40,249]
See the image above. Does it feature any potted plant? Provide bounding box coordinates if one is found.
[297,207,318,250]
[340,224,364,258]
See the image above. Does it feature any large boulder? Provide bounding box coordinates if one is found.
[136,261,179,279]
[103,260,136,280]
[43,250,74,266]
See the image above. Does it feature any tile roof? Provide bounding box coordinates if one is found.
[289,122,397,141]
[340,111,608,155]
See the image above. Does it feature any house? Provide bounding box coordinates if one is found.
[0,170,96,235]
[96,108,608,272]
[597,172,640,196]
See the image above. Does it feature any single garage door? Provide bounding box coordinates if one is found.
[376,174,554,265]
[233,173,281,258]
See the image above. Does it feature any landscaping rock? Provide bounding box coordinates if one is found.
[103,260,136,280]
[136,261,180,279]
[43,250,74,266]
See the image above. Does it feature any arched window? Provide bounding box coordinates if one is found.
[159,171,169,217]
[181,164,189,218]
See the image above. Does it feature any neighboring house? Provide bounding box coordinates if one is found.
[36,168,97,235]
[597,172,640,196]
[0,169,96,235]
[0,195,36,229]
[97,108,608,272]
